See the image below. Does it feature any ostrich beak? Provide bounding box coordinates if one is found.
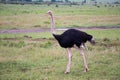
[47,11,49,14]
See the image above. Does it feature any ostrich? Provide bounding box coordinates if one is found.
[47,10,95,74]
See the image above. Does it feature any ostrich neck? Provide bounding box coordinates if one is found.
[50,14,56,34]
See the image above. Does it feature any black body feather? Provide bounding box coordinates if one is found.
[53,29,93,48]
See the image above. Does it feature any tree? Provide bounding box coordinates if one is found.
[51,0,56,2]
[65,0,68,2]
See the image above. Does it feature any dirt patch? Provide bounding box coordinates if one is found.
[0,26,120,34]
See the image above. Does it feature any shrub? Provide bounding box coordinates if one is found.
[40,41,52,48]
[103,38,110,42]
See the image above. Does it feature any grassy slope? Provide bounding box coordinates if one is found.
[0,4,120,29]
[0,29,120,80]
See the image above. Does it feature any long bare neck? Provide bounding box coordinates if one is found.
[50,14,56,34]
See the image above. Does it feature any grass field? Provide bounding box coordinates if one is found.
[0,29,120,80]
[0,4,120,29]
[0,4,120,80]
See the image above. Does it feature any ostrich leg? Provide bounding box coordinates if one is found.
[65,48,72,74]
[79,48,89,72]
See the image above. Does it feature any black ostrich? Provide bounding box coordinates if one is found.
[47,10,95,74]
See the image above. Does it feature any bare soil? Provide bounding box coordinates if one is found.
[0,26,120,34]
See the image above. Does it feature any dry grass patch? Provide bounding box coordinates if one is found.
[0,14,48,29]
[0,14,120,29]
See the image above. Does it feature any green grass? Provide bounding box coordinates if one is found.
[0,4,120,16]
[0,29,120,40]
[0,29,120,80]
[0,4,120,80]
[0,32,52,39]
[0,4,120,29]
[86,29,120,40]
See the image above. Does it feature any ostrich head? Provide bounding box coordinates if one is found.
[47,10,53,16]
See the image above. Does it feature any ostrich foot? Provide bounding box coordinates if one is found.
[84,68,89,72]
[65,71,70,74]
[65,69,70,74]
